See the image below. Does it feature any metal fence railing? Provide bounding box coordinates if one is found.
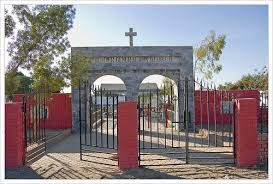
[259,91,268,134]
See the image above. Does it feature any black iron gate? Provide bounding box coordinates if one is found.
[79,80,122,166]
[79,77,235,166]
[22,85,48,164]
[259,91,268,134]
[138,78,235,166]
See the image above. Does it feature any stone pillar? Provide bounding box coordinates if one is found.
[72,81,88,133]
[235,98,258,167]
[118,101,138,170]
[5,103,25,168]
[123,77,140,101]
[178,79,184,131]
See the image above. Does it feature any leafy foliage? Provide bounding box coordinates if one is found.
[58,54,91,88]
[160,78,175,96]
[5,5,76,93]
[5,71,33,100]
[218,66,268,91]
[6,5,76,72]
[5,9,16,37]
[194,31,226,80]
[32,55,66,93]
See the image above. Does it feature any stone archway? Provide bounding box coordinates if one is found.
[72,46,193,132]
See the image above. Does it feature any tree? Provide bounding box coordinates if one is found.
[30,53,90,92]
[32,55,66,93]
[218,66,268,91]
[5,5,76,93]
[5,9,16,37]
[160,78,175,97]
[5,71,33,100]
[194,31,226,80]
[58,54,91,88]
[16,72,33,93]
[6,5,75,72]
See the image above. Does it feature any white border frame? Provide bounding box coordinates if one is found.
[1,1,272,184]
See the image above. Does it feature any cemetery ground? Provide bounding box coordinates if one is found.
[5,122,268,179]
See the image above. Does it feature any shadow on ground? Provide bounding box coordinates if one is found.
[5,166,43,179]
[5,133,268,179]
[108,167,181,179]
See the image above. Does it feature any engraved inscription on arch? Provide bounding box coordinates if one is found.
[92,56,180,63]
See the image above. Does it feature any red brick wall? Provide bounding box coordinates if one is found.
[234,98,258,167]
[14,90,262,129]
[118,101,138,170]
[13,93,72,129]
[195,90,260,125]
[257,134,268,166]
[12,94,24,102]
[46,93,72,129]
[5,103,25,168]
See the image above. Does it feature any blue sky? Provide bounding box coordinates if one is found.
[68,4,268,86]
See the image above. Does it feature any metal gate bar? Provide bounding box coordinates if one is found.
[79,80,120,165]
[22,84,47,164]
[138,77,235,166]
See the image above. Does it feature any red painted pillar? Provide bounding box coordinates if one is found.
[235,98,258,167]
[118,101,138,170]
[5,103,25,168]
[165,105,168,128]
